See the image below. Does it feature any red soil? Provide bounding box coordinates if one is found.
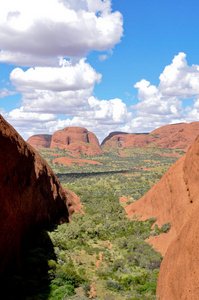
[53,157,102,167]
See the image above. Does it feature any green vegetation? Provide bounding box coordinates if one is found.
[6,146,184,299]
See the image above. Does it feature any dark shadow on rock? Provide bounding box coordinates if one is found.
[0,228,56,300]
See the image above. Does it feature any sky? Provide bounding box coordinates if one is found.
[1,0,199,142]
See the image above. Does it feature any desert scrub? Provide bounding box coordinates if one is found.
[33,146,184,299]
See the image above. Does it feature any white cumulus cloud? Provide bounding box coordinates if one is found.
[0,0,123,66]
[9,58,101,115]
[10,58,101,92]
[122,52,199,133]
[6,48,199,142]
[159,52,199,97]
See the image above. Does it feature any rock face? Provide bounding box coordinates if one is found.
[102,122,199,150]
[0,115,82,277]
[50,127,103,156]
[125,134,199,299]
[101,131,128,146]
[156,204,199,299]
[27,134,52,148]
[126,136,199,254]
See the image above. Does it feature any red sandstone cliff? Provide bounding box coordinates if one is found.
[0,115,82,277]
[102,122,199,150]
[155,135,199,299]
[125,134,199,299]
[27,134,52,148]
[156,203,199,299]
[125,136,199,254]
[50,127,103,157]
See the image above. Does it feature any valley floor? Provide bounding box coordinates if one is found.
[9,146,184,299]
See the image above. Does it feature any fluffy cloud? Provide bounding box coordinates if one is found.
[123,52,199,133]
[0,0,125,141]
[6,49,131,141]
[0,0,123,66]
[159,52,199,97]
[6,49,199,142]
[88,96,131,124]
[10,58,101,92]
[133,79,183,118]
[9,58,101,115]
[7,97,131,142]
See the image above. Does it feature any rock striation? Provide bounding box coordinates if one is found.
[0,115,82,277]
[27,134,52,148]
[50,127,103,156]
[102,122,199,150]
[125,134,199,299]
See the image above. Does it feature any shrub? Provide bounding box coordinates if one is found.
[106,280,123,291]
[83,282,91,297]
[140,281,157,295]
[49,284,75,300]
[161,222,171,233]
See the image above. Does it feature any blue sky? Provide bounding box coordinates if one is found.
[1,0,199,142]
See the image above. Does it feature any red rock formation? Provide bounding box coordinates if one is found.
[50,127,103,156]
[125,134,199,298]
[102,133,151,148]
[0,115,82,277]
[27,134,52,148]
[156,203,199,299]
[150,122,199,150]
[102,122,199,150]
[101,131,128,145]
[126,136,199,254]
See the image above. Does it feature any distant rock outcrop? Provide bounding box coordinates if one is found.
[50,127,103,157]
[101,131,129,146]
[27,134,52,148]
[0,115,82,277]
[125,134,199,299]
[102,122,199,150]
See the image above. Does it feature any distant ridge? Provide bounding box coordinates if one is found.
[102,122,199,150]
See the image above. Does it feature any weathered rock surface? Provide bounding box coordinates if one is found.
[156,203,199,299]
[102,122,199,150]
[50,127,103,156]
[126,136,199,254]
[125,134,199,299]
[27,134,52,148]
[0,115,82,277]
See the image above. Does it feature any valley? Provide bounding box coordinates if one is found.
[14,145,183,299]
